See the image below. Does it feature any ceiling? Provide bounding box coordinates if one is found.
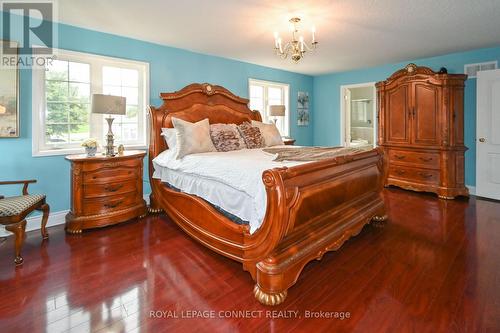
[55,0,500,75]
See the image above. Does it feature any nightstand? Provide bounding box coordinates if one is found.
[65,150,147,234]
[283,138,296,145]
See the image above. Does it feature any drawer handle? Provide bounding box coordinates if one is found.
[418,172,433,179]
[105,184,123,192]
[104,200,123,209]
[394,154,406,160]
[419,157,433,162]
[395,169,406,175]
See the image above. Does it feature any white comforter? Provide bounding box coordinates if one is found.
[152,147,306,233]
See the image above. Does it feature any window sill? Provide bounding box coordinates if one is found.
[32,144,148,157]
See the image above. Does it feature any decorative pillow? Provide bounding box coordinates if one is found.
[251,120,284,147]
[210,123,245,152]
[237,122,265,149]
[171,117,216,159]
[161,128,177,150]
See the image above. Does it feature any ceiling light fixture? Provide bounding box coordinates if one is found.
[273,17,318,63]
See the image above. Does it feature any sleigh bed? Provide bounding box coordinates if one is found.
[148,83,387,306]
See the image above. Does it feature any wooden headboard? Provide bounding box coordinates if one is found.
[148,83,262,161]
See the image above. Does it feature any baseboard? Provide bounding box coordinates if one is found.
[467,186,476,195]
[1,195,152,237]
[0,210,68,237]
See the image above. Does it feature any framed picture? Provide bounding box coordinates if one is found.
[0,40,20,138]
[297,91,309,126]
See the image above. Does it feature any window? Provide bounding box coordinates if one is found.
[32,48,149,156]
[248,79,290,136]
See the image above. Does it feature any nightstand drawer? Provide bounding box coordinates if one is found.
[388,150,440,169]
[82,158,142,172]
[82,193,140,215]
[84,167,138,184]
[389,165,440,185]
[83,180,137,199]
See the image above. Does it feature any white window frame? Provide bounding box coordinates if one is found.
[32,48,150,157]
[248,78,290,136]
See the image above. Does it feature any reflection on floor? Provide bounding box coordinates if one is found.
[0,188,499,332]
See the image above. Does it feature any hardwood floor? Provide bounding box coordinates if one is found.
[0,188,499,332]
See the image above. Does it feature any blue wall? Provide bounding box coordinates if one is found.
[313,46,500,187]
[2,11,500,215]
[0,17,313,213]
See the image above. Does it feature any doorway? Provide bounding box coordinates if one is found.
[340,83,377,147]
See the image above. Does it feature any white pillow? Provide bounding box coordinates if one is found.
[161,128,177,150]
[172,117,216,159]
[251,120,284,147]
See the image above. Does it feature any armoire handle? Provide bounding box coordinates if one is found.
[408,107,416,117]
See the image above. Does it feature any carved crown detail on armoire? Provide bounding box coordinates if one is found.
[376,63,469,199]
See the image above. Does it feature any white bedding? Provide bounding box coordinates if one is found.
[152,147,307,233]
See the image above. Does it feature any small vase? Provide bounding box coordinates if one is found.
[85,147,97,157]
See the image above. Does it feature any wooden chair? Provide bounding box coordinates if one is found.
[0,180,49,265]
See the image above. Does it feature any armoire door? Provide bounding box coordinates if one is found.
[412,83,440,146]
[385,84,411,144]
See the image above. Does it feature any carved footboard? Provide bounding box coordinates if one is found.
[244,147,386,305]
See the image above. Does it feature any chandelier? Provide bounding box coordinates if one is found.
[273,17,318,63]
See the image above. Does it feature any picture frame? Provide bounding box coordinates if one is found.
[0,40,20,138]
[297,91,309,126]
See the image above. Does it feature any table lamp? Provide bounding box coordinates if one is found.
[91,94,126,156]
[269,105,285,125]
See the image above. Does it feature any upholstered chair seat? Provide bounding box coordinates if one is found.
[0,180,49,265]
[0,194,46,217]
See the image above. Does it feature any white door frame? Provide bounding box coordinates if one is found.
[340,82,377,147]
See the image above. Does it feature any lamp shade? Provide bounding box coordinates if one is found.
[91,94,126,115]
[269,105,286,117]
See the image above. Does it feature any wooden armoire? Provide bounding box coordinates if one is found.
[376,63,469,199]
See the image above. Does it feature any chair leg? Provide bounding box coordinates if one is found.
[5,220,27,266]
[37,203,50,239]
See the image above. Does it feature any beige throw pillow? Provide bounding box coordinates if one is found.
[251,120,284,147]
[172,117,216,159]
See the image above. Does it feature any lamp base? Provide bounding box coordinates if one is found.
[105,117,115,157]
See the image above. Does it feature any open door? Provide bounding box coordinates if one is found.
[341,83,376,148]
[476,69,500,200]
